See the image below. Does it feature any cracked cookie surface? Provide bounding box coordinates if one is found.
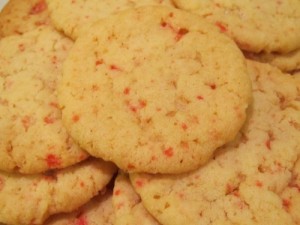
[0,158,117,225]
[59,6,252,174]
[0,27,89,174]
[130,60,300,225]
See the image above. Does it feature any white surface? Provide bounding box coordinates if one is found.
[0,0,8,11]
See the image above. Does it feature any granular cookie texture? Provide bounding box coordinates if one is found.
[0,158,117,225]
[245,48,300,73]
[45,0,175,39]
[45,190,115,225]
[0,27,89,174]
[173,0,300,54]
[113,172,160,225]
[59,6,252,174]
[0,0,51,38]
[130,60,300,225]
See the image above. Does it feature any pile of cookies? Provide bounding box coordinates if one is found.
[0,0,299,224]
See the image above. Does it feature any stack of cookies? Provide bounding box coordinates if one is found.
[0,0,299,224]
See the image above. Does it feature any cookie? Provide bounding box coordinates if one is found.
[59,6,252,174]
[113,172,160,225]
[245,48,300,72]
[0,0,50,38]
[173,0,300,53]
[0,158,117,225]
[45,189,114,225]
[0,27,89,174]
[280,157,300,224]
[130,60,300,225]
[45,0,175,39]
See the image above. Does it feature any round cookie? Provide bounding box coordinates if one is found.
[113,172,160,225]
[45,189,115,225]
[130,60,300,225]
[173,0,300,53]
[59,6,252,174]
[0,158,117,225]
[45,0,175,39]
[245,48,300,72]
[0,27,89,174]
[0,0,51,38]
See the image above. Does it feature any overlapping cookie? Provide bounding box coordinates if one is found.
[0,0,50,38]
[45,189,115,225]
[173,0,300,53]
[0,27,89,174]
[113,172,160,225]
[130,60,300,225]
[245,48,300,72]
[0,158,117,225]
[45,0,175,39]
[59,6,252,174]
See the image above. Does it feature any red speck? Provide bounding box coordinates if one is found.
[197,95,204,100]
[127,163,136,169]
[233,191,240,197]
[226,183,235,194]
[130,106,137,113]
[110,64,122,71]
[176,28,189,41]
[265,131,274,150]
[265,140,271,150]
[135,179,144,188]
[151,155,157,161]
[282,199,291,210]
[46,154,61,168]
[180,141,189,150]
[0,177,4,191]
[44,114,55,124]
[49,102,59,108]
[21,116,31,131]
[72,114,80,123]
[215,21,227,32]
[164,147,174,157]
[209,84,216,90]
[76,215,88,225]
[169,12,174,17]
[91,84,99,91]
[95,59,103,66]
[181,123,188,131]
[18,44,25,52]
[80,181,85,187]
[160,21,167,27]
[114,189,121,196]
[139,99,147,108]
[256,181,263,187]
[29,0,47,15]
[123,87,130,95]
[51,56,57,64]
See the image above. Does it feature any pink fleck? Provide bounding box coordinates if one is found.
[80,181,85,187]
[21,116,31,131]
[18,44,25,52]
[169,12,174,17]
[44,114,55,124]
[282,199,291,210]
[110,64,122,71]
[127,163,136,170]
[164,147,174,157]
[123,87,130,95]
[181,123,188,131]
[46,154,61,168]
[76,215,88,225]
[175,28,189,41]
[197,95,204,100]
[151,155,157,161]
[215,21,228,32]
[135,179,144,188]
[114,189,121,196]
[265,131,274,150]
[49,102,59,108]
[72,114,80,123]
[95,59,103,66]
[209,83,216,90]
[256,181,263,187]
[139,99,147,108]
[29,0,47,15]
